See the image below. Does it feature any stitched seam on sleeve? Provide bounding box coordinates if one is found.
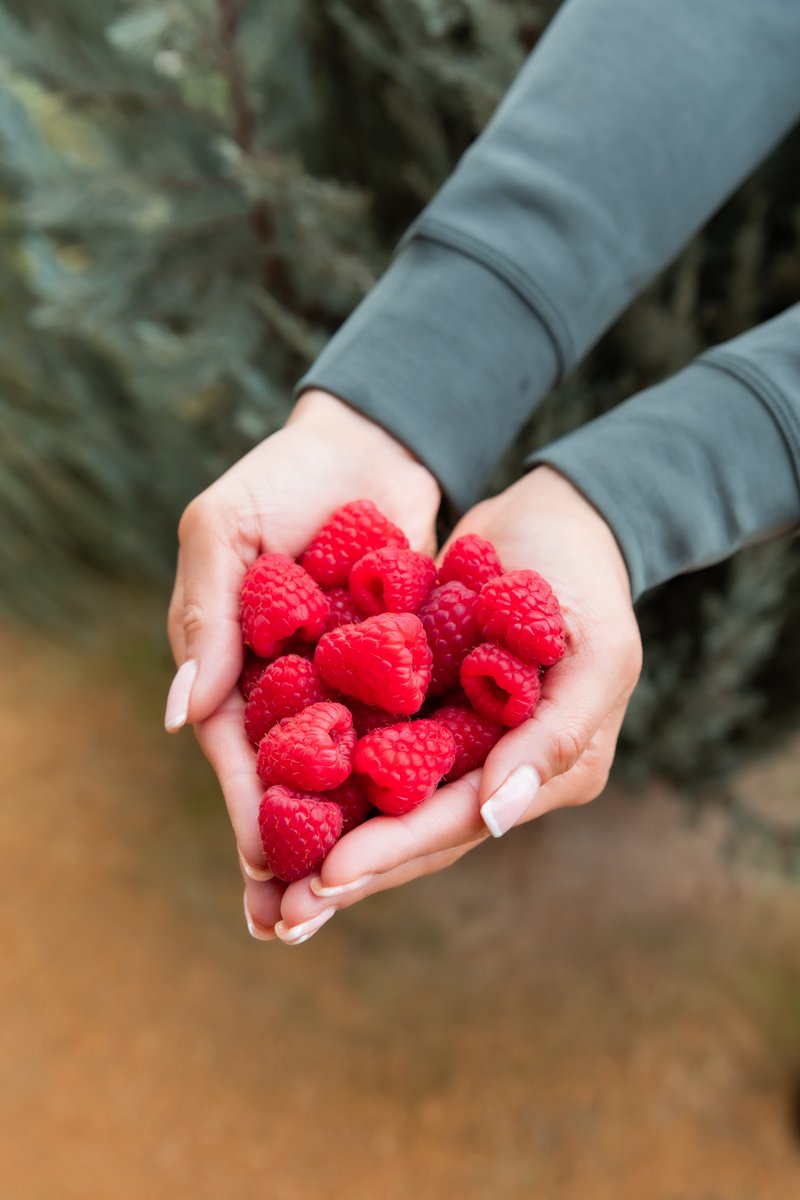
[398,216,573,376]
[697,351,800,491]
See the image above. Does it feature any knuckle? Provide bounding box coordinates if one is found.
[177,494,209,544]
[549,721,591,777]
[577,764,611,806]
[623,628,644,679]
[601,626,643,694]
[567,737,615,807]
[182,601,206,641]
[167,595,182,634]
[606,624,642,670]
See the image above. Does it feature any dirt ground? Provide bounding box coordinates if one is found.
[1,597,799,1200]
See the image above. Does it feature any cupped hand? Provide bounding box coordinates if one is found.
[275,466,642,944]
[165,389,441,936]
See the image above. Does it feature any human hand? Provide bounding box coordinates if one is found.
[274,466,642,944]
[164,389,441,936]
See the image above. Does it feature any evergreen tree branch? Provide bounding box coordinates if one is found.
[215,0,289,298]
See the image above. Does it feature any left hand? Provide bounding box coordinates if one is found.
[164,390,441,941]
[270,466,643,945]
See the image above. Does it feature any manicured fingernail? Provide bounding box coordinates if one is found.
[238,848,274,882]
[480,765,541,838]
[243,893,276,941]
[275,908,336,946]
[164,659,198,732]
[309,874,373,899]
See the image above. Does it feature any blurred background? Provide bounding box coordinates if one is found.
[1,2,799,1196]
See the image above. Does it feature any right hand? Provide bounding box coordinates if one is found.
[165,389,441,936]
[275,466,642,941]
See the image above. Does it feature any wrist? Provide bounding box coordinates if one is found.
[289,389,439,488]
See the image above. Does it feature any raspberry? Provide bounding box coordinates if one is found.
[349,547,436,616]
[258,786,343,882]
[240,553,328,659]
[460,643,541,727]
[300,500,409,588]
[431,704,505,780]
[238,652,269,701]
[475,569,566,667]
[322,587,364,633]
[243,655,331,745]
[418,581,480,695]
[354,720,457,815]
[437,534,503,592]
[315,613,432,715]
[256,701,356,791]
[327,777,374,834]
[346,700,404,739]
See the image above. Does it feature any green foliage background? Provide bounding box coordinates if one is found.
[0,0,798,822]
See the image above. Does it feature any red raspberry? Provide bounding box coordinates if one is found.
[243,655,331,745]
[240,553,328,659]
[238,652,269,701]
[460,643,541,727]
[354,720,457,815]
[437,534,503,592]
[300,500,409,588]
[258,785,343,882]
[349,547,436,616]
[430,704,505,780]
[322,587,364,633]
[475,569,566,667]
[315,613,432,715]
[256,701,356,791]
[327,777,374,834]
[346,700,404,739]
[418,581,480,695]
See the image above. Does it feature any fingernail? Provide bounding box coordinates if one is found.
[243,893,276,941]
[480,765,541,838]
[274,907,336,946]
[164,659,198,732]
[238,848,274,882]
[309,874,373,899]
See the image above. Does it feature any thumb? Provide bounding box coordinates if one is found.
[165,505,254,730]
[476,643,624,837]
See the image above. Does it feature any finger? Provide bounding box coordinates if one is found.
[477,630,633,837]
[300,771,486,898]
[242,875,286,942]
[193,689,266,870]
[506,709,622,817]
[298,707,619,902]
[165,499,259,730]
[277,841,478,936]
[279,720,622,932]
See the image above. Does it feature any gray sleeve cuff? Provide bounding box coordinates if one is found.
[294,236,559,514]
[530,356,800,600]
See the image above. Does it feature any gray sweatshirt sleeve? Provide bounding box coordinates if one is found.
[296,0,800,515]
[532,306,800,600]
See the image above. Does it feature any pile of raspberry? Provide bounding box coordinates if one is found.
[238,500,565,883]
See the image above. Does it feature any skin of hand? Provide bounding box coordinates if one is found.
[272,465,643,945]
[164,389,441,939]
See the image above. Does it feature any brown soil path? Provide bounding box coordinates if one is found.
[1,600,799,1199]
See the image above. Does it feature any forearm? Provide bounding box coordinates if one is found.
[531,305,800,599]
[298,0,800,511]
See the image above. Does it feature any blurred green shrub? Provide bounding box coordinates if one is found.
[0,0,798,816]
